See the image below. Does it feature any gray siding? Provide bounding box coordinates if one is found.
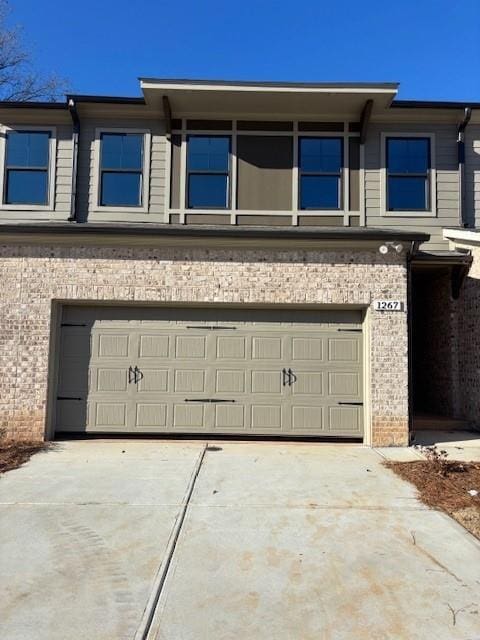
[365,123,460,250]
[76,117,167,223]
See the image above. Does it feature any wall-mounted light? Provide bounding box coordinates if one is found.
[378,242,404,255]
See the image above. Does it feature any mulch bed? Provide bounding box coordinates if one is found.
[0,440,48,475]
[386,458,480,539]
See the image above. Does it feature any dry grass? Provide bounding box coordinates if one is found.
[0,439,48,475]
[387,451,480,539]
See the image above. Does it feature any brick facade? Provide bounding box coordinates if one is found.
[0,241,409,446]
[455,244,480,427]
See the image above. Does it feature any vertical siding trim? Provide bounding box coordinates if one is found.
[360,143,366,226]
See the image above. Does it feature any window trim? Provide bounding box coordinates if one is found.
[185,134,231,209]
[93,127,151,213]
[0,125,57,211]
[298,136,344,210]
[380,132,436,218]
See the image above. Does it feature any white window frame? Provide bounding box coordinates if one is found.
[380,132,436,218]
[0,124,57,211]
[167,120,360,225]
[93,127,151,213]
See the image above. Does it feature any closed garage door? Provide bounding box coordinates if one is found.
[56,306,364,437]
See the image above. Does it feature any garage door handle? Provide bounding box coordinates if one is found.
[337,402,363,406]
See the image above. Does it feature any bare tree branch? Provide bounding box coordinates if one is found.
[0,0,69,101]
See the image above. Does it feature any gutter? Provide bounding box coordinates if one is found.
[458,107,472,228]
[0,222,430,243]
[67,99,80,222]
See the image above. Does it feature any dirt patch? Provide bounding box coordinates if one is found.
[0,440,48,475]
[386,458,480,539]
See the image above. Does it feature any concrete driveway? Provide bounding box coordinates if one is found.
[1,440,479,640]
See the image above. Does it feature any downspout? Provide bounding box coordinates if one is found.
[407,240,420,443]
[457,107,472,228]
[68,98,80,222]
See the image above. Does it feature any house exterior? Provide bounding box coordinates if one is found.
[1,78,479,447]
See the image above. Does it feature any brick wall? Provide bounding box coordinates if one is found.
[0,241,409,445]
[454,243,480,427]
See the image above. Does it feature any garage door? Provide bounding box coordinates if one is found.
[56,306,364,437]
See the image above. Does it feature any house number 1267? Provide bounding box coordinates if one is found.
[373,300,404,311]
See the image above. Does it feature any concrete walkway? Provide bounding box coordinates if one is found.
[1,440,479,639]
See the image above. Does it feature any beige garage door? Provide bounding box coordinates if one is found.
[56,306,364,437]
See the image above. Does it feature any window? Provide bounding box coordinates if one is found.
[187,136,230,208]
[99,132,144,207]
[4,130,51,205]
[299,137,343,209]
[386,137,430,211]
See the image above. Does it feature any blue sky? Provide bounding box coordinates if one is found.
[13,0,480,101]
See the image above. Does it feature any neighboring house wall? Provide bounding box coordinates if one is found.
[465,125,480,228]
[365,123,460,251]
[447,239,480,427]
[0,241,409,446]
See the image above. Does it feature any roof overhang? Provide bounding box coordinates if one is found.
[0,223,427,250]
[443,228,480,246]
[140,78,399,119]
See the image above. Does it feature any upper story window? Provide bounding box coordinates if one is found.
[99,132,144,207]
[4,130,52,205]
[187,136,230,208]
[299,137,343,209]
[386,137,430,211]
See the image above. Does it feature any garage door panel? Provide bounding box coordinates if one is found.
[216,336,246,359]
[56,399,87,431]
[96,368,128,392]
[214,404,245,430]
[328,372,360,397]
[292,406,324,431]
[328,338,360,363]
[251,405,282,430]
[138,369,169,392]
[215,370,245,393]
[329,406,362,433]
[94,402,127,428]
[252,337,283,360]
[139,334,169,358]
[98,334,130,358]
[291,372,324,395]
[174,369,205,393]
[173,404,206,429]
[136,403,167,428]
[175,336,206,358]
[292,337,324,361]
[252,370,282,394]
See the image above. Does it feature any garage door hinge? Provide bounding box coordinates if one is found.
[338,401,363,406]
[337,328,362,332]
[61,323,87,327]
[186,325,237,330]
[184,398,236,403]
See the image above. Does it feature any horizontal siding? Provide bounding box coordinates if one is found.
[77,118,167,223]
[365,123,459,250]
